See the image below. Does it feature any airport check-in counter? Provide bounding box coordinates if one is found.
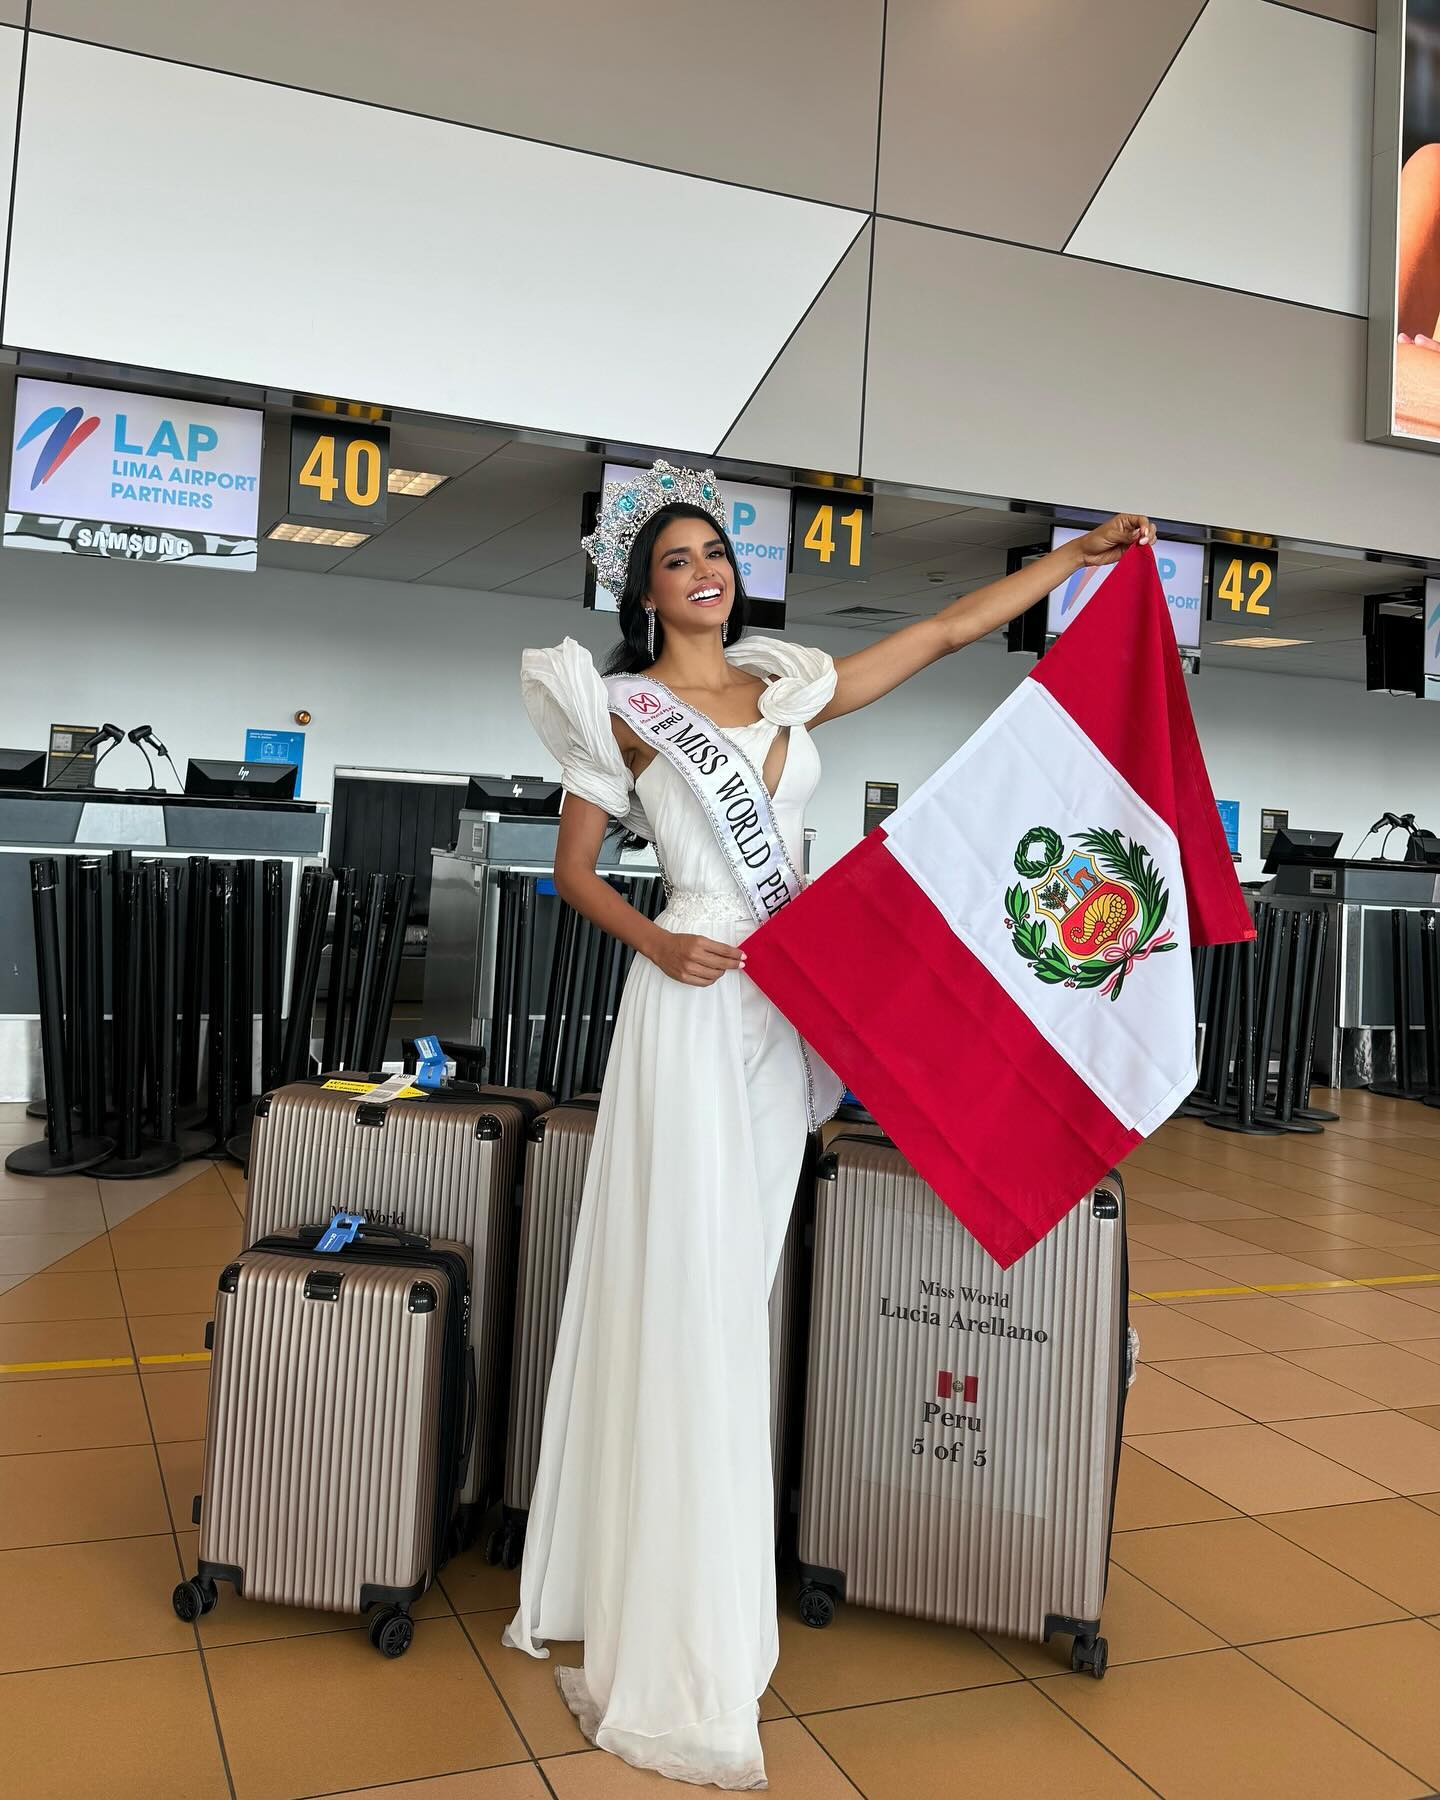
[1264,858,1440,1087]
[423,807,658,1056]
[0,787,327,1101]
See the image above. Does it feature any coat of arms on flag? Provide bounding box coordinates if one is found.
[744,544,1254,1268]
[1006,826,1174,1001]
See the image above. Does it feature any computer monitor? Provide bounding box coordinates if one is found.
[465,776,563,816]
[1262,827,1342,875]
[184,758,297,801]
[0,747,47,791]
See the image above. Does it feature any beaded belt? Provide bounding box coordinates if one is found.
[658,888,753,933]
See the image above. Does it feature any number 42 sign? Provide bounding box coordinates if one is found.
[1209,544,1277,619]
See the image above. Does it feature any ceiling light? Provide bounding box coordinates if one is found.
[387,468,449,497]
[1213,636,1311,648]
[267,523,369,548]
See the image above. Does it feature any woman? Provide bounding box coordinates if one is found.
[504,460,1152,1790]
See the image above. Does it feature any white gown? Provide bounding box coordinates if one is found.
[503,636,840,1791]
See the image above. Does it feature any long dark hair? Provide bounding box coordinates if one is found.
[602,503,750,676]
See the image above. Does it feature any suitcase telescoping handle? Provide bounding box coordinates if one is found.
[301,1212,431,1253]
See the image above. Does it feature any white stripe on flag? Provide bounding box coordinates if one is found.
[883,680,1195,1135]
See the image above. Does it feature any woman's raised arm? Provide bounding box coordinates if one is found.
[812,513,1154,725]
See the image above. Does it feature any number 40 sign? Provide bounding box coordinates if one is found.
[287,417,391,528]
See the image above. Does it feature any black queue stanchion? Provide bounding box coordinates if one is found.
[1420,912,1440,1111]
[537,903,578,1097]
[201,863,240,1157]
[177,855,210,1124]
[1370,909,1425,1100]
[508,876,536,1087]
[1179,946,1220,1118]
[1293,905,1339,1123]
[76,860,107,1143]
[5,859,114,1175]
[345,874,386,1071]
[279,867,333,1086]
[63,855,82,1113]
[1205,937,1285,1136]
[260,861,285,1092]
[1251,904,1283,1110]
[361,873,414,1071]
[487,874,520,1087]
[1265,910,1324,1134]
[97,868,181,1180]
[322,866,356,1074]
[107,848,133,1124]
[231,861,256,1112]
[143,862,182,1164]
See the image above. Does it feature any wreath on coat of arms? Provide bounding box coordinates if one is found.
[1004,826,1175,1002]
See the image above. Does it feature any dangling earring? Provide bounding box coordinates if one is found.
[645,607,656,659]
[722,615,731,647]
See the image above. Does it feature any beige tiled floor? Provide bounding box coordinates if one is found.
[5,1091,1440,1797]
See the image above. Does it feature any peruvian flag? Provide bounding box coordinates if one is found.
[745,545,1252,1268]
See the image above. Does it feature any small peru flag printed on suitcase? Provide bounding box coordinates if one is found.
[936,1371,979,1404]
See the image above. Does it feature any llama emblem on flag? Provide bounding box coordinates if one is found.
[937,1371,978,1404]
[1004,826,1175,1002]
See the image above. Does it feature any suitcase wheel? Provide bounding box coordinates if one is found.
[1070,1634,1109,1679]
[172,1578,218,1623]
[797,1584,836,1630]
[486,1518,524,1571]
[367,1607,414,1659]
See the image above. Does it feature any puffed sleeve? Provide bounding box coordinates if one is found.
[727,637,837,727]
[520,640,652,840]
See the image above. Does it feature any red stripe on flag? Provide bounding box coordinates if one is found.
[936,1371,953,1400]
[745,830,1139,1267]
[962,1375,978,1405]
[1031,545,1251,948]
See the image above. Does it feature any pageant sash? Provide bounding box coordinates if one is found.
[605,673,843,1128]
[606,675,805,922]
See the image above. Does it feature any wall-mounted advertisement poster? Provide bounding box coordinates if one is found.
[1368,1,1440,447]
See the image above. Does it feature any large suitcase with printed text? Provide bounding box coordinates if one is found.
[487,1096,808,1566]
[795,1133,1131,1677]
[173,1224,471,1657]
[241,1074,547,1522]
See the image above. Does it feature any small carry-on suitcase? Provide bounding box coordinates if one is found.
[796,1134,1131,1678]
[242,1075,547,1524]
[488,1098,808,1566]
[173,1224,471,1657]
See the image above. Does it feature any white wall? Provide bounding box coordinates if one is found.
[2,548,1438,885]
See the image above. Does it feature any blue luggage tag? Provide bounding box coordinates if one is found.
[411,1032,449,1091]
[313,1210,365,1253]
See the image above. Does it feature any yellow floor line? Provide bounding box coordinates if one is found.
[0,1351,212,1375]
[1133,1270,1440,1302]
[0,1354,137,1374]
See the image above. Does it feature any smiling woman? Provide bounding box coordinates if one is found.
[503,457,1153,1791]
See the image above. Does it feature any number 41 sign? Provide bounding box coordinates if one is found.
[790,489,872,581]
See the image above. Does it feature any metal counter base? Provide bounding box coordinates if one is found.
[1266,859,1440,1088]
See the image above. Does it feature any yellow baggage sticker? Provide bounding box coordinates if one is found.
[321,1078,427,1099]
